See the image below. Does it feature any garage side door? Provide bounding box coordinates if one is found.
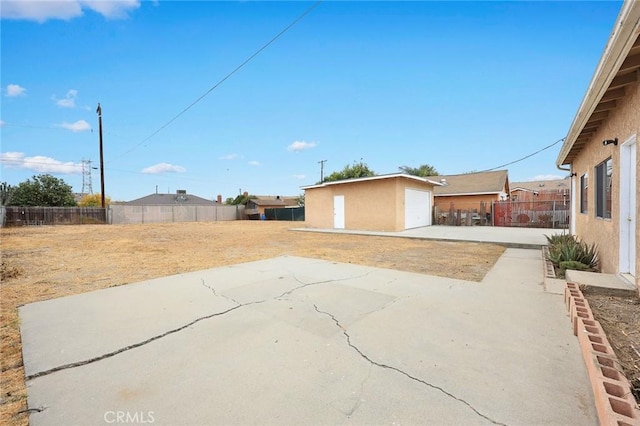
[405,188,431,229]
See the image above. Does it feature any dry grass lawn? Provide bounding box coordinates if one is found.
[0,221,505,425]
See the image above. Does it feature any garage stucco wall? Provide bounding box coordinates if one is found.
[571,82,639,280]
[304,177,435,232]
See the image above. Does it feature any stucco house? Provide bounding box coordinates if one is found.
[510,178,571,205]
[245,196,299,218]
[428,170,510,213]
[556,0,639,290]
[302,173,441,231]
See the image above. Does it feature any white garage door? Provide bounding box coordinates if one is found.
[405,188,431,229]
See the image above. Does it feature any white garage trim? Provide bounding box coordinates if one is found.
[405,188,431,229]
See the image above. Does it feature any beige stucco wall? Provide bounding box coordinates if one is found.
[571,81,639,282]
[305,177,435,232]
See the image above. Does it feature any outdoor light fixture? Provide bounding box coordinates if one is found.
[602,138,618,146]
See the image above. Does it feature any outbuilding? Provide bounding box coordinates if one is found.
[302,173,441,232]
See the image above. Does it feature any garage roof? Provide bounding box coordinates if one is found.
[301,173,442,190]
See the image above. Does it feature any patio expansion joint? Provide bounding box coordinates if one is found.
[312,303,508,426]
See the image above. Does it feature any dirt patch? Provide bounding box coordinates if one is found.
[583,291,640,403]
[0,221,505,425]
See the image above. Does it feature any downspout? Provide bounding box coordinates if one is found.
[558,164,576,235]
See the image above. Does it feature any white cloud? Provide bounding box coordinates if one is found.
[0,120,5,127]
[287,140,317,152]
[57,119,91,132]
[219,153,240,160]
[82,0,140,18]
[248,160,260,166]
[0,152,82,174]
[1,0,140,22]
[54,89,78,108]
[527,174,566,181]
[292,174,306,180]
[141,163,186,174]
[6,84,26,97]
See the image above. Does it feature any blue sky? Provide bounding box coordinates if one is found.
[1,0,623,201]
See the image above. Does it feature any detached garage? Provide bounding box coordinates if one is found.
[302,173,441,232]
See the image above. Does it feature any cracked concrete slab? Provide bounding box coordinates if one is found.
[21,251,597,425]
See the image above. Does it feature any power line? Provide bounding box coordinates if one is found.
[111,0,323,161]
[475,137,566,173]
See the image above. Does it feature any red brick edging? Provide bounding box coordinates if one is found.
[565,282,640,425]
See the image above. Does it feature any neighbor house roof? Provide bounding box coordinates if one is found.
[300,173,442,190]
[557,0,640,166]
[426,170,509,196]
[510,178,570,193]
[248,198,298,207]
[126,192,215,206]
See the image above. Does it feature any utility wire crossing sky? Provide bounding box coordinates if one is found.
[0,0,623,201]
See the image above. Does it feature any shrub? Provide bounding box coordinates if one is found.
[545,233,599,273]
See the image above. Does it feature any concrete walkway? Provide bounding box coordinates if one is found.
[20,249,596,425]
[293,225,565,248]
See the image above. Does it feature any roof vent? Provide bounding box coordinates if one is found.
[440,178,447,185]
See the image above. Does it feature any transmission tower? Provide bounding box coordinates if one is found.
[81,159,94,195]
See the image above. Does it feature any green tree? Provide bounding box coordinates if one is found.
[0,182,14,206]
[322,161,376,183]
[9,174,77,207]
[225,192,256,205]
[78,193,111,207]
[398,164,439,177]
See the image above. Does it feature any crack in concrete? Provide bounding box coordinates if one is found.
[25,269,372,380]
[25,300,264,381]
[25,272,369,381]
[200,279,242,305]
[275,272,372,300]
[312,304,507,426]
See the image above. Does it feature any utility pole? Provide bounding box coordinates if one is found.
[96,103,105,209]
[318,159,327,182]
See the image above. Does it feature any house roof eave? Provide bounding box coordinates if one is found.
[557,0,640,166]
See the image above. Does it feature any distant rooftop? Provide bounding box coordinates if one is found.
[126,190,216,206]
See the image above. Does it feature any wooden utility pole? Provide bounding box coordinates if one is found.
[96,103,105,209]
[318,159,327,182]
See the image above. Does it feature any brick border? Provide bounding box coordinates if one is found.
[565,282,640,425]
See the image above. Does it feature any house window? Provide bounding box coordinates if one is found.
[580,174,588,213]
[595,158,612,219]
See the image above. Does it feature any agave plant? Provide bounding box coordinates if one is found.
[545,233,599,272]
